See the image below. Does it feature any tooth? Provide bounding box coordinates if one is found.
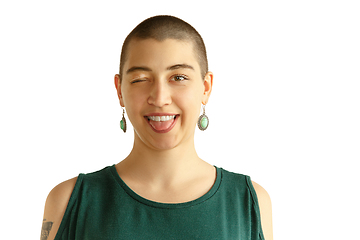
[148,115,176,121]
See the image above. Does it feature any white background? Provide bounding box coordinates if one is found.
[1,0,359,239]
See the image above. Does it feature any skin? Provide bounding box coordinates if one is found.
[114,38,215,203]
[41,38,273,240]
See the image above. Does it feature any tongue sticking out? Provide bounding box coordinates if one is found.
[149,118,175,131]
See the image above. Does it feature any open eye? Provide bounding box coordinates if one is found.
[171,75,188,82]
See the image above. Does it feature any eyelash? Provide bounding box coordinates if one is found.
[171,74,189,82]
[131,74,189,84]
[131,79,146,84]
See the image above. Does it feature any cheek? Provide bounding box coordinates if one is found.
[175,88,203,119]
[122,85,146,106]
[122,90,146,121]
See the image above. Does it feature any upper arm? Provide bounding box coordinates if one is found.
[252,181,273,240]
[41,177,77,240]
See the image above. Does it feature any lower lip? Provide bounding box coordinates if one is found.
[146,115,179,133]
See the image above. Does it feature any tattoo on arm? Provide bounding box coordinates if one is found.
[41,219,53,240]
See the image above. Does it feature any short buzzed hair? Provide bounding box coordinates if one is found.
[119,15,208,81]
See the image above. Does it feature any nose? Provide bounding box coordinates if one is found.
[147,80,172,107]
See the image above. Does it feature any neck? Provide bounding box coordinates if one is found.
[117,132,207,186]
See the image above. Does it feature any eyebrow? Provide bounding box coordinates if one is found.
[126,64,194,74]
[166,64,194,71]
[126,66,152,74]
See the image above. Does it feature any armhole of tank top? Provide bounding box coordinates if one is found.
[54,174,85,240]
[245,176,265,240]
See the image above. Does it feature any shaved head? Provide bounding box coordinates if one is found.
[119,15,208,82]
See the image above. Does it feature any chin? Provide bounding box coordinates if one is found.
[133,129,179,151]
[149,137,182,151]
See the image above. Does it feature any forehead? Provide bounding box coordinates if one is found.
[124,38,201,73]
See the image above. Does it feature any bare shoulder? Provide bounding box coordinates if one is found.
[41,177,77,240]
[252,181,271,203]
[252,181,273,240]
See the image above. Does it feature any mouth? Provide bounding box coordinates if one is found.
[144,114,179,133]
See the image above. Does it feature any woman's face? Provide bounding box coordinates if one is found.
[115,38,212,151]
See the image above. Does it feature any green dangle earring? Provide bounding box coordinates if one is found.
[197,105,209,131]
[120,108,127,133]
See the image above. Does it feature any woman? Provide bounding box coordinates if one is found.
[41,15,273,240]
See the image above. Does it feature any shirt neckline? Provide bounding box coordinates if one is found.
[109,165,222,209]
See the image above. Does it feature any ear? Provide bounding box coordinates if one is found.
[114,74,125,107]
[202,72,213,105]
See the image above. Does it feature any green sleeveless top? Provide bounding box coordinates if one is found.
[55,165,264,240]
